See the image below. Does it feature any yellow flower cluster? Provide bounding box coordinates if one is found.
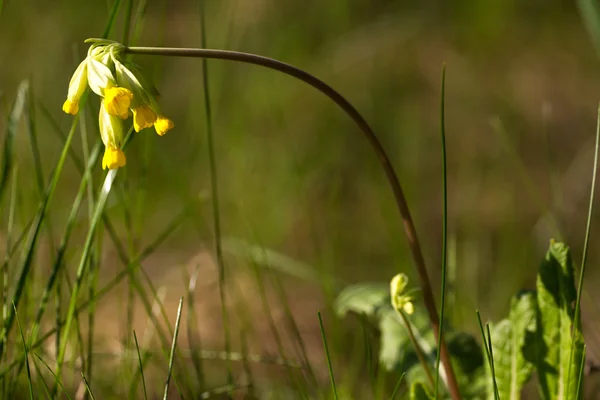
[62,39,174,170]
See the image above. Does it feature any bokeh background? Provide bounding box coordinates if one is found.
[2,0,600,397]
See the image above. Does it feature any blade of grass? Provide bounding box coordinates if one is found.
[33,353,73,400]
[102,0,122,38]
[568,103,600,397]
[185,266,205,389]
[162,297,184,400]
[0,203,192,378]
[28,141,102,347]
[3,168,17,324]
[81,373,96,400]
[0,107,82,359]
[14,303,34,400]
[129,287,167,399]
[198,0,233,386]
[54,169,119,384]
[576,344,587,400]
[318,311,338,400]
[133,330,149,400]
[476,311,499,400]
[0,81,27,207]
[270,273,318,387]
[81,93,99,400]
[390,372,406,400]
[435,63,448,400]
[30,352,52,400]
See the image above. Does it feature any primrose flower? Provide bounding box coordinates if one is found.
[390,273,415,315]
[62,39,175,170]
[62,60,88,115]
[154,115,174,136]
[98,103,126,170]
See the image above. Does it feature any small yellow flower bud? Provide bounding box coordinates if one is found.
[390,273,414,314]
[402,301,414,315]
[102,146,126,170]
[62,59,88,115]
[133,105,157,132]
[104,87,133,117]
[154,116,174,136]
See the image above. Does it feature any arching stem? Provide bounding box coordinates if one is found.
[125,45,462,400]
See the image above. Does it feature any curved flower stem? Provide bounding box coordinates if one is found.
[125,45,462,399]
[395,308,436,391]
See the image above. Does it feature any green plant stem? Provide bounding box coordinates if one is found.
[317,312,338,400]
[197,1,233,385]
[568,104,600,396]
[395,308,436,391]
[124,44,462,400]
[435,64,448,400]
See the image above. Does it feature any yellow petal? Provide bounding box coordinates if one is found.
[133,105,157,132]
[62,99,79,115]
[104,86,133,116]
[154,116,174,136]
[102,146,126,170]
[119,109,131,120]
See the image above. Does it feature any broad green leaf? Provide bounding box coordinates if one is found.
[410,381,434,400]
[334,283,389,317]
[447,332,486,398]
[485,291,537,400]
[536,241,584,400]
[379,306,432,372]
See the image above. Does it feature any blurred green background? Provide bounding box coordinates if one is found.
[2,0,600,396]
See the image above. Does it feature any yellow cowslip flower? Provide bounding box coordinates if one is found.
[98,103,126,170]
[102,146,126,170]
[104,86,133,117]
[87,56,133,118]
[62,59,88,115]
[154,116,174,136]
[133,105,157,132]
[112,54,175,134]
[390,273,414,315]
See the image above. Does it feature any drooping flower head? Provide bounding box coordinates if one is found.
[99,102,126,170]
[61,39,175,170]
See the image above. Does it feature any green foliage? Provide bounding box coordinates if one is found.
[410,381,434,400]
[535,241,585,400]
[485,291,536,399]
[335,283,486,398]
[336,240,588,400]
[0,80,27,205]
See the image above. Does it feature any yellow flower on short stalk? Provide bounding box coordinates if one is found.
[62,59,88,115]
[132,105,157,132]
[154,116,174,136]
[98,103,126,170]
[102,146,126,170]
[104,86,133,117]
[390,273,415,315]
[112,54,175,134]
